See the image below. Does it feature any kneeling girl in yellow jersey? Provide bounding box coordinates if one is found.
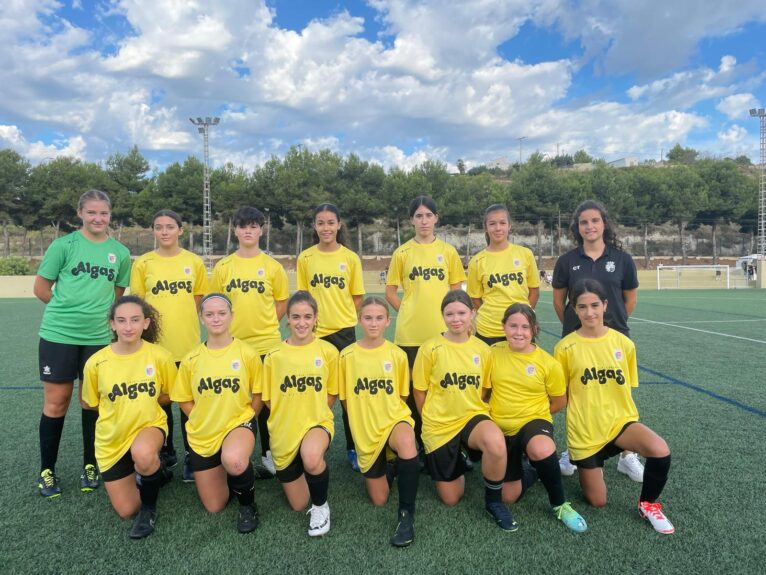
[412,290,517,531]
[487,303,587,533]
[339,296,419,547]
[171,294,263,534]
[554,279,674,535]
[296,203,365,472]
[81,296,177,539]
[260,291,338,536]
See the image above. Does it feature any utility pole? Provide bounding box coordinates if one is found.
[750,109,766,257]
[517,136,527,165]
[189,116,220,272]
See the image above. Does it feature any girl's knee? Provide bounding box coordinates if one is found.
[221,453,248,476]
[370,492,389,507]
[586,493,607,508]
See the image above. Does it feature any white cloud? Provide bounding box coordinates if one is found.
[0,125,87,161]
[716,93,760,119]
[717,124,747,143]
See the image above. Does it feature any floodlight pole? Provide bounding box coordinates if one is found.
[749,108,766,257]
[189,116,220,272]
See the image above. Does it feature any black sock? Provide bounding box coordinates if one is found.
[484,477,503,505]
[137,469,162,511]
[161,404,174,452]
[341,405,354,450]
[180,410,190,455]
[39,414,65,473]
[640,455,671,503]
[228,464,256,506]
[397,456,419,515]
[406,389,424,450]
[81,408,98,467]
[531,453,565,507]
[305,467,329,506]
[258,406,271,456]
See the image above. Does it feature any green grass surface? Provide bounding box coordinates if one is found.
[1,290,764,574]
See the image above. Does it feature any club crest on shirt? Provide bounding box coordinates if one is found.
[514,259,521,267]
[315,357,323,368]
[614,349,623,361]
[232,360,241,370]
[339,263,347,272]
[383,361,392,372]
[473,354,480,365]
[526,364,536,376]
[184,267,191,275]
[145,366,154,376]
[257,268,265,277]
[436,254,444,264]
[107,253,117,264]
[606,261,616,273]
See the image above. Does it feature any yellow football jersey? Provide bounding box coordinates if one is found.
[338,341,414,473]
[210,252,289,354]
[467,244,540,338]
[129,249,209,361]
[488,343,566,436]
[172,339,262,457]
[262,338,339,470]
[296,245,365,337]
[554,329,639,461]
[387,239,466,346]
[412,335,491,453]
[82,342,176,473]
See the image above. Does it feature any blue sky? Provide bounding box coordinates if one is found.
[0,0,764,172]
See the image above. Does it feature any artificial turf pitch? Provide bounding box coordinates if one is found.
[0,289,764,574]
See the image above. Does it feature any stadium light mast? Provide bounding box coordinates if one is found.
[517,136,527,165]
[750,108,766,257]
[189,116,220,272]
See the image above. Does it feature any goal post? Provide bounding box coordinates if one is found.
[656,264,731,289]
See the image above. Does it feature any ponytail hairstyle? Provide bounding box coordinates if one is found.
[360,295,390,318]
[501,303,540,338]
[569,199,622,249]
[78,189,111,210]
[312,203,349,247]
[483,203,511,245]
[200,292,233,313]
[408,195,439,218]
[287,290,319,332]
[570,278,609,307]
[440,289,474,335]
[153,209,183,228]
[108,295,161,343]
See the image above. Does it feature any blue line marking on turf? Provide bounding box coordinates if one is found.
[539,327,766,419]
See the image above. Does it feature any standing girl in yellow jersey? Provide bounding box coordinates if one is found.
[339,296,419,547]
[82,295,177,539]
[130,209,208,479]
[487,303,587,533]
[412,290,517,531]
[554,279,674,534]
[171,294,263,534]
[211,206,289,476]
[467,204,540,345]
[386,196,466,453]
[260,291,338,537]
[296,203,364,471]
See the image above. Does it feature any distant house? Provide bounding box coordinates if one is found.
[608,157,640,168]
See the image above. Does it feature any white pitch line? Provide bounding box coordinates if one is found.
[630,316,766,344]
[632,319,766,325]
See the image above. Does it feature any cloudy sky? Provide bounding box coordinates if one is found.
[1,0,765,172]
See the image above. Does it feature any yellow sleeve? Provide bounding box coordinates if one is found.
[272,262,289,301]
[159,353,178,396]
[546,356,567,397]
[412,345,431,391]
[296,253,308,291]
[261,354,272,402]
[526,249,541,289]
[396,349,410,397]
[466,255,482,298]
[249,350,263,395]
[210,261,224,293]
[386,250,403,286]
[627,342,639,388]
[447,246,467,284]
[171,358,194,402]
[81,356,100,408]
[481,345,492,389]
[553,344,569,388]
[129,257,146,297]
[338,352,348,401]
[193,257,210,295]
[349,253,365,296]
[326,346,339,396]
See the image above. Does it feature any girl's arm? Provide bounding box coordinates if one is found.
[549,394,567,414]
[179,401,194,417]
[352,294,363,311]
[413,389,427,414]
[114,286,126,299]
[471,297,483,311]
[33,276,54,304]
[482,388,492,403]
[328,394,337,408]
[385,285,401,311]
[552,287,567,323]
[194,295,203,312]
[275,299,287,321]
[449,282,462,290]
[251,394,263,417]
[528,287,540,308]
[623,288,637,317]
[157,393,171,406]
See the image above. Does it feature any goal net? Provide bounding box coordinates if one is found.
[656,264,731,289]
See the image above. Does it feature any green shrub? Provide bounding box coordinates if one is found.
[0,256,31,275]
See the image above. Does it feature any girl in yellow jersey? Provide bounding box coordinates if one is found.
[554,279,674,535]
[412,290,517,531]
[386,196,466,453]
[487,303,587,533]
[171,294,262,534]
[211,206,289,476]
[467,204,540,345]
[339,296,419,547]
[260,291,338,537]
[130,209,208,478]
[82,295,177,539]
[296,203,364,471]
